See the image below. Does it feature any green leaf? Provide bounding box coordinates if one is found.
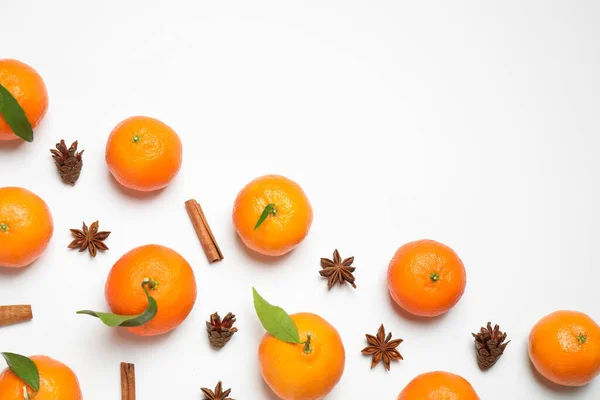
[76,280,157,327]
[254,203,277,230]
[0,83,33,142]
[1,352,40,392]
[252,287,301,344]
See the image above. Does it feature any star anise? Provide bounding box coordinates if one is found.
[68,221,110,257]
[201,381,233,400]
[361,324,403,371]
[319,249,356,289]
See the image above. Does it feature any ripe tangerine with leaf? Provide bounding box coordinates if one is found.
[258,312,345,400]
[529,310,600,386]
[387,239,466,317]
[0,59,48,141]
[0,355,82,400]
[105,244,197,336]
[398,371,479,399]
[105,116,183,191]
[233,174,313,256]
[0,187,53,268]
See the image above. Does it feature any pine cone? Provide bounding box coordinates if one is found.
[206,312,238,349]
[472,322,510,370]
[50,140,84,185]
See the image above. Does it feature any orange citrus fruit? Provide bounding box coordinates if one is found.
[0,59,48,141]
[529,310,600,386]
[259,312,345,400]
[388,239,466,317]
[105,244,197,336]
[0,355,82,400]
[233,174,313,256]
[105,116,182,191]
[0,187,53,268]
[398,371,480,399]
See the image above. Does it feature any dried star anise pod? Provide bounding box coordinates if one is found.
[207,312,238,349]
[68,221,110,257]
[361,324,403,371]
[472,322,510,370]
[50,140,84,185]
[319,249,356,289]
[201,381,233,400]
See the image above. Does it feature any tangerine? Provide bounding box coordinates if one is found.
[105,244,196,336]
[529,310,600,386]
[0,355,82,400]
[233,174,313,256]
[398,371,479,399]
[388,239,466,317]
[105,116,182,191]
[0,59,48,141]
[259,312,345,400]
[0,187,53,268]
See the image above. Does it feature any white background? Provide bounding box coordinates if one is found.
[1,1,599,399]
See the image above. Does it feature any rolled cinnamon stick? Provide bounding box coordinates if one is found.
[120,362,135,400]
[0,305,32,327]
[185,199,224,263]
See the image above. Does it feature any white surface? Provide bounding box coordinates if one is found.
[1,1,599,398]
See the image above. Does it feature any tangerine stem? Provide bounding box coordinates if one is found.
[303,332,312,354]
[22,385,33,400]
[132,135,141,143]
[0,223,7,232]
[429,272,440,282]
[577,333,587,345]
[254,203,277,230]
[143,277,159,290]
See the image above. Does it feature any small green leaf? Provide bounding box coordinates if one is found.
[1,352,40,392]
[0,83,33,142]
[254,203,277,230]
[252,287,301,344]
[77,280,157,327]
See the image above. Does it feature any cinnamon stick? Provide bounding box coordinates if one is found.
[120,362,136,400]
[0,305,32,327]
[185,199,224,263]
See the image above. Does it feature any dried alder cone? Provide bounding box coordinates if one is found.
[361,324,403,371]
[207,312,238,349]
[319,249,357,289]
[50,140,84,185]
[68,221,111,257]
[472,322,510,370]
[201,381,233,400]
